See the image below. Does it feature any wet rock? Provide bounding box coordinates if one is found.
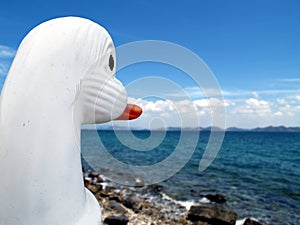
[86,184,99,194]
[100,187,116,198]
[104,215,129,225]
[108,195,122,202]
[97,174,104,183]
[187,222,209,225]
[134,177,144,188]
[187,205,237,225]
[89,171,100,178]
[100,192,111,198]
[83,170,266,225]
[148,184,164,194]
[205,194,227,204]
[243,218,263,225]
[121,195,141,212]
[84,177,92,186]
[94,183,104,189]
[107,200,128,214]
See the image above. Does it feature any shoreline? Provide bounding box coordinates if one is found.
[83,170,263,225]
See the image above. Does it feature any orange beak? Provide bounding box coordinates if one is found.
[114,104,143,120]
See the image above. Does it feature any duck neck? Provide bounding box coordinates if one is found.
[0,86,86,225]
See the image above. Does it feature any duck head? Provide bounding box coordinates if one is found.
[0,17,141,225]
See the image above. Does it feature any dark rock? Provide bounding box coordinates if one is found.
[104,215,129,225]
[189,222,209,225]
[89,171,100,178]
[94,183,103,189]
[243,218,263,225]
[86,184,99,194]
[121,195,141,212]
[107,200,127,214]
[187,205,237,225]
[97,174,104,183]
[99,188,115,198]
[205,194,227,204]
[148,184,164,194]
[134,177,144,188]
[84,177,92,186]
[108,195,122,202]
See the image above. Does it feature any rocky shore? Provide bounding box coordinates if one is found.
[83,170,263,225]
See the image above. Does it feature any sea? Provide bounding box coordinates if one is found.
[81,130,300,225]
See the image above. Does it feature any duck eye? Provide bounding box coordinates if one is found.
[109,55,114,71]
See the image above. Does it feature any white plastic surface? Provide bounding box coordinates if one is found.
[0,17,128,225]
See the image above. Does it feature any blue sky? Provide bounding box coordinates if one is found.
[1,0,300,128]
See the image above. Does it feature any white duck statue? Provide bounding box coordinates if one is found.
[0,17,142,225]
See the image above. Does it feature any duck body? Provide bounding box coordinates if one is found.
[0,17,135,225]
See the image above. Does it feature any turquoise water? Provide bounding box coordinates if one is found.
[81,130,300,225]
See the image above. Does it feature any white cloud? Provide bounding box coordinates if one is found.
[278,78,300,83]
[0,62,9,75]
[124,84,300,128]
[125,95,300,129]
[229,98,272,118]
[252,91,259,98]
[193,99,209,107]
[276,98,287,105]
[193,98,234,108]
[245,98,269,107]
[127,97,216,128]
[0,45,16,58]
[0,45,15,76]
[143,100,174,113]
[274,111,283,116]
[0,64,6,75]
[245,98,271,114]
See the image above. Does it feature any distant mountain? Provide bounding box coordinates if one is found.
[154,126,224,131]
[165,126,300,132]
[226,127,248,132]
[226,126,300,132]
[250,126,300,132]
[83,125,300,132]
[197,126,300,132]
